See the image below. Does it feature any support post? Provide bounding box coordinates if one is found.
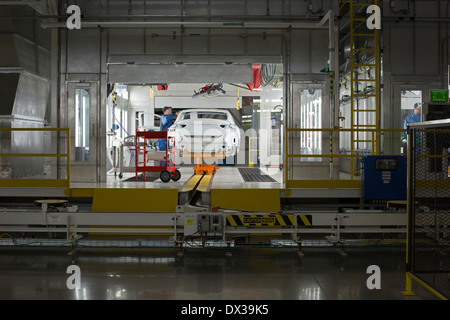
[401,272,416,296]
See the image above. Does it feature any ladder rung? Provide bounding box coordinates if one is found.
[352,109,377,112]
[353,125,377,128]
[352,79,376,82]
[352,3,374,6]
[353,94,376,97]
[353,140,373,143]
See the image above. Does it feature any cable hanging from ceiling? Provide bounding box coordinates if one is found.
[261,64,277,87]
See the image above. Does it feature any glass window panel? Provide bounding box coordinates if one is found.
[75,89,90,162]
[300,89,322,162]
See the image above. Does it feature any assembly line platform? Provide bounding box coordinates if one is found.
[0,167,361,212]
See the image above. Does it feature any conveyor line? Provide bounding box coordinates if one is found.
[180,174,204,193]
[196,174,213,193]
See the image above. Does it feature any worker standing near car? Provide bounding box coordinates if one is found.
[158,106,178,166]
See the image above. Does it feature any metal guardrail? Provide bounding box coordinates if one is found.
[248,137,281,167]
[0,128,71,194]
[403,120,450,300]
[284,128,405,195]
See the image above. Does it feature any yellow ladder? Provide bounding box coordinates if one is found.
[341,0,380,179]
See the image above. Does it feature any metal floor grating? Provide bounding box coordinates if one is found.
[238,168,277,183]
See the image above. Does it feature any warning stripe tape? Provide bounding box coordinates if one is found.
[226,215,312,227]
[297,215,312,227]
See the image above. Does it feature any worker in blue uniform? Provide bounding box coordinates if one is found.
[404,103,422,130]
[402,102,422,155]
[158,106,177,166]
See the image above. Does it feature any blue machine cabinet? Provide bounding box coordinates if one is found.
[362,155,407,200]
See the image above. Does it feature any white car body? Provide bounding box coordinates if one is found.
[167,109,241,158]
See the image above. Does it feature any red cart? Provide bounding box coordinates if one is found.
[135,130,180,183]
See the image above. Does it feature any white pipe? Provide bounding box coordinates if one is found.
[41,20,329,29]
[318,10,337,179]
[317,10,332,28]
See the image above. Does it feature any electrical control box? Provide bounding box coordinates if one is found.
[362,155,407,200]
[197,214,210,233]
[184,213,223,236]
[184,214,198,236]
[209,215,222,233]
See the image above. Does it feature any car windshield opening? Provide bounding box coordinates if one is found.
[197,112,228,120]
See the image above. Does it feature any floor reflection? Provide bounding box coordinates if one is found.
[0,248,440,300]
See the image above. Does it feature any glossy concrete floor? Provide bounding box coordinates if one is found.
[0,247,439,300]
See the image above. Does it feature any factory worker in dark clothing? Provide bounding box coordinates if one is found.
[158,106,177,166]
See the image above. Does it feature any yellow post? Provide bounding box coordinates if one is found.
[249,137,254,167]
[284,129,291,197]
[401,272,416,296]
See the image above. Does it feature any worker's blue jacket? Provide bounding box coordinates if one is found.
[403,112,421,130]
[158,113,176,151]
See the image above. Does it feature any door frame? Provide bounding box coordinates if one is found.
[66,81,101,183]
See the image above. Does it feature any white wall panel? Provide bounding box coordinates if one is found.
[182,29,210,54]
[108,64,253,83]
[247,36,283,55]
[109,29,145,54]
[143,0,183,15]
[310,30,329,74]
[210,0,246,16]
[14,35,36,74]
[290,30,311,74]
[415,22,439,75]
[210,35,246,54]
[145,30,182,54]
[389,22,414,75]
[67,29,100,73]
[185,0,210,16]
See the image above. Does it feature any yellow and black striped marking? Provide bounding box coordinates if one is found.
[297,214,312,227]
[226,214,312,227]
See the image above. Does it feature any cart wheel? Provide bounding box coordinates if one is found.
[171,170,181,182]
[160,170,171,183]
[118,173,123,179]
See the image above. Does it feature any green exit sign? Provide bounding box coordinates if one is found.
[430,89,449,102]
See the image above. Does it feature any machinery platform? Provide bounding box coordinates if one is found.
[0,167,361,209]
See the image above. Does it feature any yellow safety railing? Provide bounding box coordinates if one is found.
[0,128,71,194]
[248,137,282,167]
[284,128,405,196]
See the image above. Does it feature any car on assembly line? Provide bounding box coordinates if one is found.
[167,109,241,158]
